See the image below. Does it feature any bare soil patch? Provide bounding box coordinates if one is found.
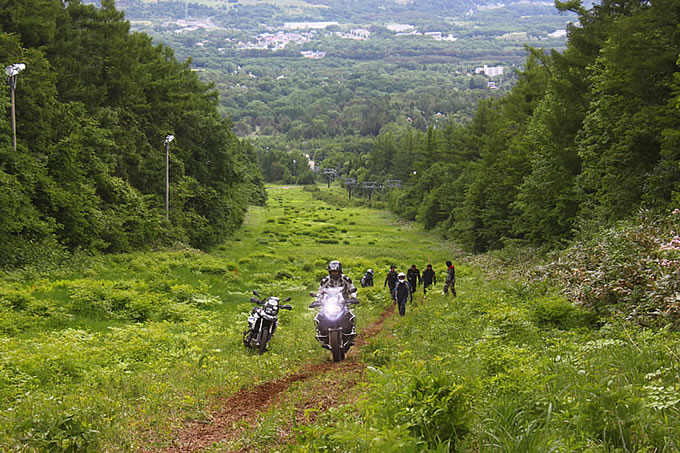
[154,304,395,452]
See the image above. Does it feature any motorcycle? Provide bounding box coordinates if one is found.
[309,287,359,362]
[243,290,292,355]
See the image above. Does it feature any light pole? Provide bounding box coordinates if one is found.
[164,134,174,221]
[292,159,296,177]
[5,63,26,153]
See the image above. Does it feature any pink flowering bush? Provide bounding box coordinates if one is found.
[535,210,680,327]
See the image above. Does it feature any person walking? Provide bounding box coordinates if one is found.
[444,260,456,296]
[393,272,412,316]
[422,263,436,294]
[384,265,398,301]
[406,264,421,292]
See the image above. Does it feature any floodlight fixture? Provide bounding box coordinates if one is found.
[5,63,25,78]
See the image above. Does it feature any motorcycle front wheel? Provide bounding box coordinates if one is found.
[258,328,270,355]
[329,330,344,362]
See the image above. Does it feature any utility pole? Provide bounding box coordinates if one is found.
[164,135,174,221]
[5,63,26,153]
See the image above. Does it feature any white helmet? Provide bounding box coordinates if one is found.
[398,272,406,279]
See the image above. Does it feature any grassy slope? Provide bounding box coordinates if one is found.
[2,185,680,452]
[0,185,454,451]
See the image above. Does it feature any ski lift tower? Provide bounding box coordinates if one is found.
[323,168,338,188]
[344,178,356,199]
[362,181,378,200]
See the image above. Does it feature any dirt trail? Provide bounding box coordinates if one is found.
[158,303,395,452]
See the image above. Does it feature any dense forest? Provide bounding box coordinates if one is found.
[0,0,266,269]
[2,0,679,265]
[132,0,570,141]
[300,0,680,252]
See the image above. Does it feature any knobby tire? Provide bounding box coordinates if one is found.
[329,330,344,362]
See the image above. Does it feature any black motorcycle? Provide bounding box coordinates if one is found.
[243,290,292,354]
[309,287,359,362]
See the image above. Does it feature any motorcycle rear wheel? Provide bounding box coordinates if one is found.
[329,330,344,362]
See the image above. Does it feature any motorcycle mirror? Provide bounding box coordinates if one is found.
[253,290,260,297]
[281,305,293,310]
[283,296,292,302]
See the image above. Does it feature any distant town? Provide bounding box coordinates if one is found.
[157,18,566,59]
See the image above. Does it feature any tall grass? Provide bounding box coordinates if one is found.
[294,251,680,451]
[5,186,678,451]
[0,185,452,450]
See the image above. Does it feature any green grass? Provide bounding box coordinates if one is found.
[0,185,455,451]
[3,185,680,452]
[293,266,680,451]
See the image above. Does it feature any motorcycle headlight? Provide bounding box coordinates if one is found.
[265,305,278,315]
[323,300,342,319]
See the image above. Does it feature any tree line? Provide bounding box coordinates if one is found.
[0,0,266,269]
[311,0,680,252]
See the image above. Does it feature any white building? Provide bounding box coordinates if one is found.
[386,23,414,32]
[475,64,504,77]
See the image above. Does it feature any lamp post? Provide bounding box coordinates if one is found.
[292,159,296,177]
[164,134,174,221]
[5,63,26,153]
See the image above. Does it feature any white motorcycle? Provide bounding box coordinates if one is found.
[243,291,292,355]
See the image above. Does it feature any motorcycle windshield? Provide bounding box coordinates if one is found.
[319,287,346,321]
[264,298,279,315]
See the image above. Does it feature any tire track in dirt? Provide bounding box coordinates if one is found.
[155,303,395,452]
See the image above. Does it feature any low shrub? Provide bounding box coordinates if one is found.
[537,210,680,327]
[530,295,595,330]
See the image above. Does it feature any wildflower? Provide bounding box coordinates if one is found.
[660,236,680,251]
[673,209,680,215]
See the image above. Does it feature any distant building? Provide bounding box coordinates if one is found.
[284,21,339,30]
[349,28,371,39]
[301,50,326,59]
[475,64,504,77]
[549,29,567,38]
[386,23,414,32]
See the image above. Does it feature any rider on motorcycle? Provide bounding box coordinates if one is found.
[312,260,358,343]
[316,260,357,302]
[361,268,374,287]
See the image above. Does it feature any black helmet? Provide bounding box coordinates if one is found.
[328,260,342,273]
